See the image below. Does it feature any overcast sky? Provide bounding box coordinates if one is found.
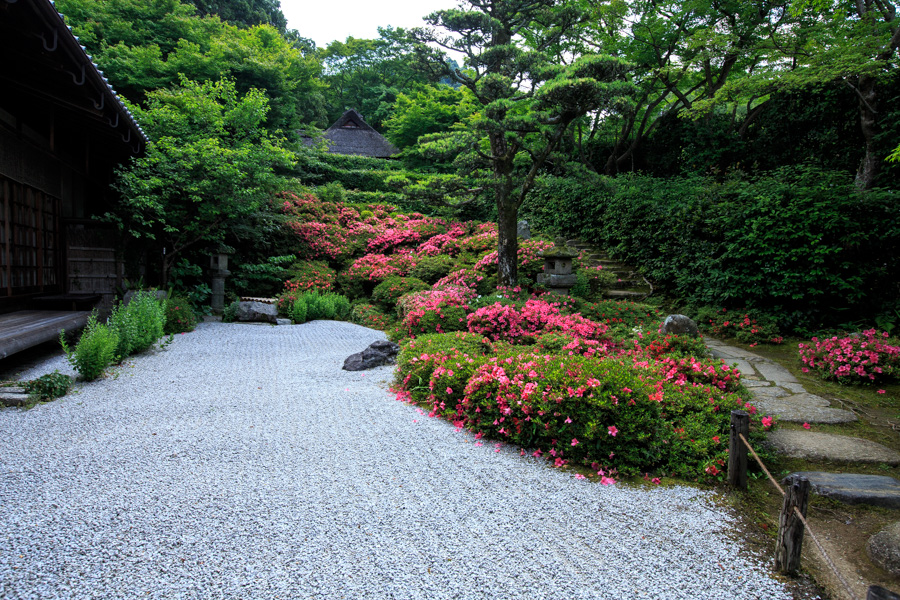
[281,0,460,49]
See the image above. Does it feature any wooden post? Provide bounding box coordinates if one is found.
[728,410,749,490]
[868,585,900,600]
[775,475,811,575]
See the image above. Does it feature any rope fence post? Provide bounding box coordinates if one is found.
[775,474,811,575]
[728,410,749,490]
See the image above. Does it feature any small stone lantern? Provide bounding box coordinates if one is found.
[537,237,578,295]
[209,246,232,315]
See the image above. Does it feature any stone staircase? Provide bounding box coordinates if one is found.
[566,238,653,301]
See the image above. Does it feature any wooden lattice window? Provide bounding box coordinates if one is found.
[0,176,61,298]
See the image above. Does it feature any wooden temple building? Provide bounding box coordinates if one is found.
[0,0,147,359]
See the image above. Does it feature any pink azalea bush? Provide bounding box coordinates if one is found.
[798,329,900,383]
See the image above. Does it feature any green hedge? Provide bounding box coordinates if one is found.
[522,167,900,332]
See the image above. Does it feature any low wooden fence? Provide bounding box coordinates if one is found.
[728,410,899,600]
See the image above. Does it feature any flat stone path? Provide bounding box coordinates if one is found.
[705,338,858,424]
[706,337,900,509]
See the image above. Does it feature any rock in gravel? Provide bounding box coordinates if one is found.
[661,314,700,337]
[342,340,400,371]
[868,521,900,575]
[235,301,278,324]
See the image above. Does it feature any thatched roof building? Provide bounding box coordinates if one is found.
[320,110,398,158]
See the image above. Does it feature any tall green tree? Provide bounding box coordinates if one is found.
[319,27,439,128]
[414,0,634,285]
[57,0,326,128]
[184,0,287,32]
[111,78,294,285]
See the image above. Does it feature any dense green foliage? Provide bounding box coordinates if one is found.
[523,169,900,332]
[60,316,121,381]
[23,372,73,401]
[108,292,168,357]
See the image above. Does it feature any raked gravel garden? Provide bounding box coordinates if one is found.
[0,320,796,600]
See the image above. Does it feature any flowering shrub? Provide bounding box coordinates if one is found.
[467,298,608,344]
[433,268,495,296]
[346,251,419,285]
[580,300,662,328]
[695,307,783,345]
[163,295,198,334]
[350,304,394,330]
[638,332,710,360]
[284,260,336,293]
[798,329,900,383]
[460,353,662,474]
[398,287,475,336]
[393,328,760,481]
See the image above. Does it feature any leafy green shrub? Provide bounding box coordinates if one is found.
[222,300,240,323]
[60,315,120,381]
[570,265,617,301]
[409,255,457,284]
[108,291,166,358]
[371,277,431,312]
[316,181,346,203]
[163,295,198,334]
[523,168,900,333]
[230,255,294,298]
[23,371,72,400]
[350,303,394,330]
[291,298,308,324]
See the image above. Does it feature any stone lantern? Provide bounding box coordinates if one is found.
[209,246,232,315]
[537,237,578,295]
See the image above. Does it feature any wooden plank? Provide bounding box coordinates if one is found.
[0,310,90,359]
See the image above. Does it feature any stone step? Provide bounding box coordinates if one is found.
[612,279,648,289]
[604,289,648,300]
[783,471,900,509]
[0,391,30,407]
[767,430,900,465]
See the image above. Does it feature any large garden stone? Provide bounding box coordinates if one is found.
[868,522,900,575]
[343,340,400,371]
[235,301,278,324]
[660,314,700,337]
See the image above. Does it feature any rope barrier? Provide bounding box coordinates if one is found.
[737,433,859,600]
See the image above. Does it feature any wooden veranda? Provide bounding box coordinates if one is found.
[0,310,90,360]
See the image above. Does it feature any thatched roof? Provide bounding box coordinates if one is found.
[320,110,399,158]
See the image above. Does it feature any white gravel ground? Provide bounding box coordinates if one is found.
[0,321,792,599]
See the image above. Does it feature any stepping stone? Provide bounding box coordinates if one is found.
[782,382,806,394]
[868,522,900,575]
[768,431,899,464]
[754,362,799,384]
[742,379,772,388]
[754,392,856,423]
[783,472,900,509]
[0,390,29,407]
[751,386,791,399]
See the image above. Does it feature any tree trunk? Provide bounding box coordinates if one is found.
[496,190,519,287]
[856,74,880,190]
